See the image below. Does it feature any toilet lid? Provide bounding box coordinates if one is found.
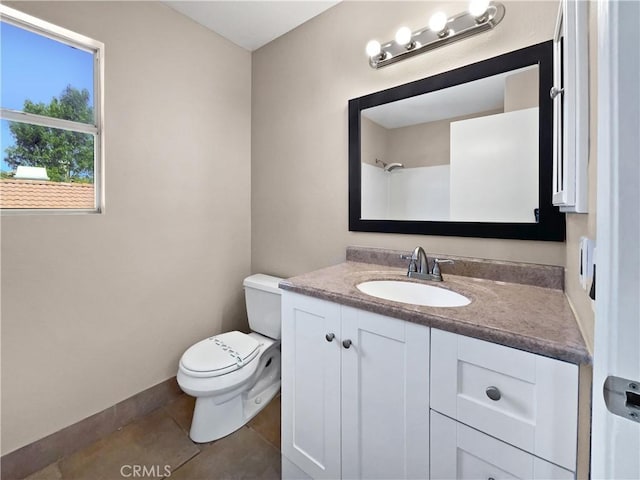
[180,331,261,376]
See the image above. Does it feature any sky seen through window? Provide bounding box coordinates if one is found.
[1,21,94,172]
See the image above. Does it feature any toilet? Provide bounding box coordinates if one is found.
[177,274,283,443]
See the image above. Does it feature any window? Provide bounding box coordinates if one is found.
[0,5,104,212]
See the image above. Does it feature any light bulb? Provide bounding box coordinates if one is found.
[428,12,448,32]
[366,40,382,58]
[469,0,490,17]
[395,26,413,46]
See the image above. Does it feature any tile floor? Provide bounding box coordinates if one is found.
[23,395,282,480]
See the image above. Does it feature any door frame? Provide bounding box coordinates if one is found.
[591,1,640,478]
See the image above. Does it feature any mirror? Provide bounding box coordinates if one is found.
[361,65,539,223]
[349,41,565,241]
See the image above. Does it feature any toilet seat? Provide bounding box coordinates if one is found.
[177,333,278,399]
[179,331,261,378]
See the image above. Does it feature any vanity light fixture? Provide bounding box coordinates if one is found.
[428,12,449,37]
[366,1,505,69]
[469,0,492,19]
[366,40,382,57]
[395,26,415,49]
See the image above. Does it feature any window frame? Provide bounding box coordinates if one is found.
[0,5,105,214]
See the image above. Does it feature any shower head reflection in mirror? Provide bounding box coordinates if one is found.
[375,158,405,172]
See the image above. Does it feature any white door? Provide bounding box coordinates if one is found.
[340,307,430,480]
[591,1,640,478]
[281,292,342,479]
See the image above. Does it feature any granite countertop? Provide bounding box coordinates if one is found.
[279,261,591,365]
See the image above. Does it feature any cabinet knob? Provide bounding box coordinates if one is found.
[550,86,564,99]
[342,339,352,349]
[488,477,496,480]
[486,386,501,401]
[325,333,335,342]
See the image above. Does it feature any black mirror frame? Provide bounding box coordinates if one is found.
[348,41,565,242]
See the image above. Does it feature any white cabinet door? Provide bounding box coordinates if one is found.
[431,329,578,471]
[430,411,574,480]
[282,292,342,479]
[341,306,430,480]
[552,0,589,212]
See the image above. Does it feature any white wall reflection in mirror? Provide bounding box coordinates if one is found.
[360,65,539,223]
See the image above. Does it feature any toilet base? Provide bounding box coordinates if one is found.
[188,348,281,443]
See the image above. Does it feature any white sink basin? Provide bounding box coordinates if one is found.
[356,280,471,307]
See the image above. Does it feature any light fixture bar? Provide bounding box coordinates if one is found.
[369,3,505,69]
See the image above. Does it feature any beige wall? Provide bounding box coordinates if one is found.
[252,0,564,278]
[0,2,252,455]
[504,67,539,112]
[387,120,451,168]
[384,109,503,169]
[360,116,388,166]
[564,2,598,352]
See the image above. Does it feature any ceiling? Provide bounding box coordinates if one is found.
[362,65,538,129]
[164,1,341,52]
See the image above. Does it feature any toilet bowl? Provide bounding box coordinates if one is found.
[177,274,282,443]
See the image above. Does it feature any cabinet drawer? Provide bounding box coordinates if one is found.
[430,329,578,471]
[430,411,574,480]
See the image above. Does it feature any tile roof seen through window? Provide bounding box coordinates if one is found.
[0,179,95,209]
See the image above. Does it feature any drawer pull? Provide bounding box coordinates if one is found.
[325,333,335,342]
[486,386,501,401]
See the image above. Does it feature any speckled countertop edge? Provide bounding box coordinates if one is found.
[280,261,591,365]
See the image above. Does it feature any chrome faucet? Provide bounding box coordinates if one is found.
[400,247,454,282]
[400,246,430,279]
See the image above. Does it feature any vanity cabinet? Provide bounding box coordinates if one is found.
[430,411,574,480]
[281,291,430,480]
[431,329,579,474]
[281,291,581,479]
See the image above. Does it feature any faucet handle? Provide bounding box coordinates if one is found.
[434,258,454,265]
[432,258,454,279]
[400,253,418,274]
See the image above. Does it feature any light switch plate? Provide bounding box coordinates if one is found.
[579,237,595,290]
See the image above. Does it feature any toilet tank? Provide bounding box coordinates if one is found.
[243,274,283,340]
